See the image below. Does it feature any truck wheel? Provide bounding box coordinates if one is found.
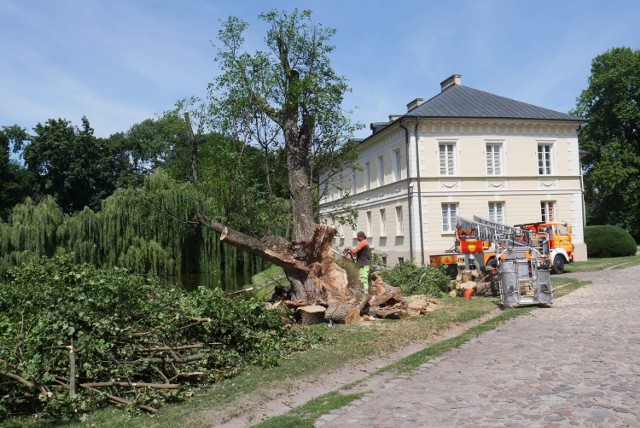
[552,255,565,274]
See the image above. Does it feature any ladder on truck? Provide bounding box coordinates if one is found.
[458,215,535,248]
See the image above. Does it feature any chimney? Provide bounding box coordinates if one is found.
[406,98,424,111]
[388,114,401,122]
[440,74,462,92]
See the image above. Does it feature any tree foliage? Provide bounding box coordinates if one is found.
[0,255,312,419]
[584,225,637,257]
[573,47,640,239]
[209,9,361,242]
[0,128,34,220]
[381,260,451,297]
[0,171,285,283]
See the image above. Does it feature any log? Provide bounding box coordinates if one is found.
[369,308,410,320]
[325,300,361,324]
[297,305,326,325]
[368,272,405,308]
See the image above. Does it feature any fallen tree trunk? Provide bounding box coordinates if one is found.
[325,300,361,324]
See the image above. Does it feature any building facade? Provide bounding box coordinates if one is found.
[319,75,587,265]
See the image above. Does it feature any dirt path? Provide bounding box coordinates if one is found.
[194,308,502,427]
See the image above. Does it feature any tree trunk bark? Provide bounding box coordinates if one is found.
[325,299,361,324]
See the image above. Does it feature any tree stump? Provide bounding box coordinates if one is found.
[325,300,361,324]
[297,305,326,325]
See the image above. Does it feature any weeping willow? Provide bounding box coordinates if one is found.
[0,170,282,285]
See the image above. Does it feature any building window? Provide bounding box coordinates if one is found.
[394,148,402,181]
[379,209,386,236]
[488,202,504,223]
[486,143,502,176]
[364,162,371,190]
[540,201,555,222]
[351,168,357,195]
[538,143,553,175]
[439,143,456,175]
[398,257,405,264]
[395,206,404,235]
[366,211,372,236]
[377,155,385,186]
[442,203,458,232]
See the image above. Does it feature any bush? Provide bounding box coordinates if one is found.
[585,225,637,258]
[381,260,451,297]
[0,254,310,421]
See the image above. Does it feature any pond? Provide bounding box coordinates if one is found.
[171,270,255,293]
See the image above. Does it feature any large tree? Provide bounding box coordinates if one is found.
[573,47,640,240]
[190,9,361,303]
[0,129,34,219]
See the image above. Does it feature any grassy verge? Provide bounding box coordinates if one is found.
[565,255,640,273]
[252,391,365,428]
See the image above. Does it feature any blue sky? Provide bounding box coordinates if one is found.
[1,0,639,140]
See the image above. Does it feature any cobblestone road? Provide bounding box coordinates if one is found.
[316,265,640,427]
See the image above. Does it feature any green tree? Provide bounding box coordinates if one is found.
[210,8,360,243]
[0,128,35,220]
[10,117,125,214]
[573,47,640,240]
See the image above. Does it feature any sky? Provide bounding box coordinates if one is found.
[1,0,639,141]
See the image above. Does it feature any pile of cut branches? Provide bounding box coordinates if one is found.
[0,255,308,421]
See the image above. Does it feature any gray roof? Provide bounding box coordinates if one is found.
[405,84,583,121]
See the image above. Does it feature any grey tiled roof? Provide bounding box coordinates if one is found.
[405,84,583,121]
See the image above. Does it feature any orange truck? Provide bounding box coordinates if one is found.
[514,221,574,274]
[430,220,574,274]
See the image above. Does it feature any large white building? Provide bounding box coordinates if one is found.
[319,74,587,266]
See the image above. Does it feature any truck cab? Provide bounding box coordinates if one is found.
[514,222,574,274]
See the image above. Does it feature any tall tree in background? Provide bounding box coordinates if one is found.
[8,117,125,214]
[573,47,640,240]
[0,128,34,219]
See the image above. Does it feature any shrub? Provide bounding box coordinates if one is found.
[381,260,451,297]
[585,225,637,258]
[0,254,310,420]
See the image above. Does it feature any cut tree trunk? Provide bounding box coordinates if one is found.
[325,300,361,324]
[297,305,326,325]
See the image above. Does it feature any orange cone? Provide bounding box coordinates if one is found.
[463,288,474,299]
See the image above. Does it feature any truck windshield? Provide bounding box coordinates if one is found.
[554,225,569,236]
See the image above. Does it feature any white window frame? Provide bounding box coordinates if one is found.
[395,206,404,235]
[540,201,556,222]
[377,155,385,186]
[393,148,402,181]
[537,142,554,176]
[488,202,504,223]
[441,203,458,233]
[379,209,386,237]
[438,141,457,176]
[485,142,503,176]
[364,162,371,191]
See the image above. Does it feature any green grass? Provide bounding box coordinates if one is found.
[252,391,364,428]
[565,255,640,273]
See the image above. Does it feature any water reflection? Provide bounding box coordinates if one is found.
[173,271,254,292]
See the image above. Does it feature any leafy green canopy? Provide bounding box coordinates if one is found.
[210,9,362,238]
[573,47,640,239]
[0,170,283,282]
[584,225,637,257]
[0,255,309,420]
